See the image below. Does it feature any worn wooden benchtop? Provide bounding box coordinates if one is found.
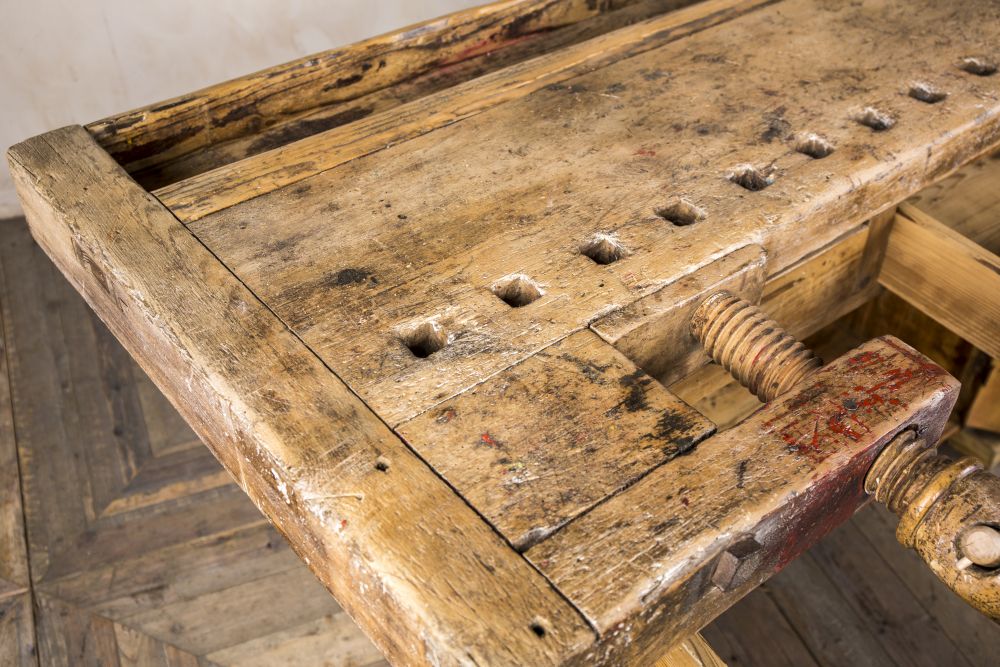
[7,0,1000,664]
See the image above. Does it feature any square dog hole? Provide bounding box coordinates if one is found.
[492,274,544,307]
[401,320,447,358]
[581,233,626,264]
[655,199,706,226]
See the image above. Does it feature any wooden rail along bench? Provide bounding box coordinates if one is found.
[7,0,1000,664]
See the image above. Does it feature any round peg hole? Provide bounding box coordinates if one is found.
[529,617,549,638]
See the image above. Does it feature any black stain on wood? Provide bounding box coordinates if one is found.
[150,97,195,113]
[651,517,680,533]
[545,82,588,94]
[212,102,259,128]
[503,6,546,40]
[113,124,201,164]
[557,352,612,383]
[653,409,696,441]
[329,268,373,286]
[102,114,144,133]
[977,257,1000,276]
[247,107,374,154]
[640,68,669,81]
[323,72,365,91]
[618,369,651,412]
[760,106,790,143]
[737,459,748,488]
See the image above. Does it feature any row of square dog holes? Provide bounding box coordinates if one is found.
[402,57,998,359]
[399,51,999,644]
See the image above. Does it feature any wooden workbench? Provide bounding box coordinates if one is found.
[8,0,1000,664]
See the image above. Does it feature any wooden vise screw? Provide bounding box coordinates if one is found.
[690,291,1000,618]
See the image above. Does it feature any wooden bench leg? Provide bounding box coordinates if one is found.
[653,633,727,667]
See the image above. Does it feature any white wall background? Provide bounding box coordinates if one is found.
[0,0,477,218]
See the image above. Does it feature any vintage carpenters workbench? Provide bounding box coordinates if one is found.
[7,0,1000,664]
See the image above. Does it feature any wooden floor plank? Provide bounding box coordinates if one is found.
[0,289,29,593]
[204,612,388,667]
[117,567,342,656]
[702,584,820,667]
[851,504,1000,667]
[0,217,387,666]
[807,515,972,667]
[0,220,37,666]
[762,551,898,667]
[0,593,37,667]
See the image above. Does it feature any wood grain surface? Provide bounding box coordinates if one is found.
[88,0,705,188]
[882,205,1000,359]
[0,241,33,664]
[398,329,714,550]
[7,127,595,666]
[10,0,1000,662]
[184,0,1000,432]
[5,221,995,665]
[907,151,1000,256]
[154,0,771,220]
[528,336,959,663]
[0,218,387,666]
[906,153,1000,435]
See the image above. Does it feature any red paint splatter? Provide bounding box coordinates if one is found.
[763,344,947,464]
[480,432,498,448]
[634,147,656,157]
[437,408,457,424]
[436,34,532,70]
[340,519,348,530]
[848,350,880,366]
[774,461,868,570]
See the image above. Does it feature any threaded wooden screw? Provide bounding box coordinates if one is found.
[689,291,822,402]
[864,429,1000,568]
